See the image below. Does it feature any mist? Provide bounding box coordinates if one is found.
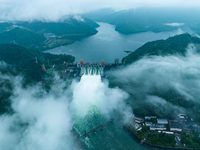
[0,66,131,149]
[71,75,130,119]
[1,0,200,21]
[111,44,200,117]
[0,74,78,150]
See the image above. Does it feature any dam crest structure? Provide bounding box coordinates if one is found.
[65,59,123,77]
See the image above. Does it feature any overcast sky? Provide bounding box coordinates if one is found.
[0,0,200,21]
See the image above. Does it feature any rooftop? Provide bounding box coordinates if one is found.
[157,118,168,124]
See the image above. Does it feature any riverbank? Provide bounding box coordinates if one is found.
[40,34,96,51]
[123,125,198,150]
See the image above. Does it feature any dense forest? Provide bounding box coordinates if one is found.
[84,8,200,34]
[0,17,99,50]
[108,33,200,124]
[115,23,179,34]
[0,22,12,33]
[17,17,99,36]
[0,27,46,49]
[0,43,75,114]
[122,33,200,64]
[0,43,74,82]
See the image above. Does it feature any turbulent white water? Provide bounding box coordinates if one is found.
[70,74,147,150]
[80,66,104,75]
[72,74,103,117]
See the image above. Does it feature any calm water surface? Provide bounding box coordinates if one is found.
[45,22,190,63]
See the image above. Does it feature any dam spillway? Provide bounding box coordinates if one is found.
[71,68,146,150]
[79,60,106,76]
[80,66,104,76]
[65,59,123,77]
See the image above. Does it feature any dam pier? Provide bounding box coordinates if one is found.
[65,59,123,78]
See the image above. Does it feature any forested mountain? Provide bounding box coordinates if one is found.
[0,22,12,33]
[115,22,148,34]
[108,33,200,125]
[122,33,200,64]
[0,17,99,50]
[0,43,75,114]
[0,27,45,49]
[0,43,74,82]
[83,8,115,21]
[98,8,199,25]
[17,17,99,36]
[91,8,200,34]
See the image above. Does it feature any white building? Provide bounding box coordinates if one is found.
[150,124,167,131]
[145,116,151,120]
[145,122,153,127]
[170,127,182,132]
[157,118,168,124]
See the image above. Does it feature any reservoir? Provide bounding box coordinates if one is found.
[45,22,190,63]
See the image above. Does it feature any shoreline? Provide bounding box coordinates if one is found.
[123,125,197,150]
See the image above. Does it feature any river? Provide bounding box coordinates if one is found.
[45,22,190,63]
[72,74,147,150]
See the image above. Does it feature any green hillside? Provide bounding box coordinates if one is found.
[0,27,45,49]
[0,43,75,114]
[115,22,148,34]
[115,22,179,34]
[122,33,200,64]
[109,33,200,125]
[0,17,99,50]
[0,22,12,33]
[0,43,74,82]
[98,8,200,26]
[95,8,200,34]
[18,17,98,36]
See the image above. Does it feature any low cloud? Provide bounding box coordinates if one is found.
[1,0,200,21]
[145,95,186,116]
[165,23,185,27]
[111,44,200,116]
[0,73,78,150]
[0,65,131,149]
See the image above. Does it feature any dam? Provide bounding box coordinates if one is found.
[70,61,147,150]
[65,59,123,77]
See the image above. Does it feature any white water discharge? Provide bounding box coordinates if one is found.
[70,73,145,150]
[71,73,130,118]
[71,71,131,135]
[80,66,104,75]
[72,74,103,118]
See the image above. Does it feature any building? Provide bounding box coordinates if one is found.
[182,121,196,128]
[177,114,189,122]
[151,116,157,119]
[134,115,144,123]
[170,126,182,132]
[145,116,151,120]
[158,131,174,135]
[150,124,167,131]
[157,118,168,124]
[145,122,153,127]
[169,120,182,132]
[134,123,142,131]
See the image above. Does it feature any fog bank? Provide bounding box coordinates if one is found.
[1,0,200,21]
